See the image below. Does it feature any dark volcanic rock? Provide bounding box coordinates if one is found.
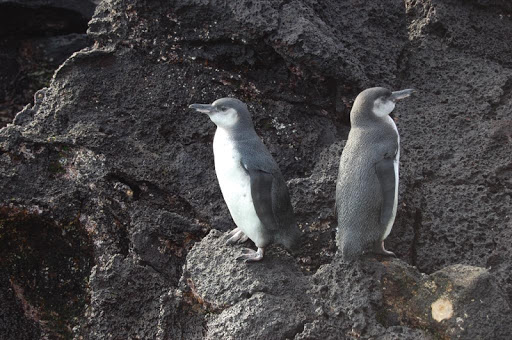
[0,0,97,21]
[0,207,93,339]
[381,262,512,339]
[1,0,511,338]
[0,272,41,340]
[182,230,312,339]
[0,0,96,128]
[85,255,171,339]
[296,258,435,340]
[389,0,512,301]
[184,233,511,339]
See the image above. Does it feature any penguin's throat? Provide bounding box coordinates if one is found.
[216,125,257,142]
[372,98,396,118]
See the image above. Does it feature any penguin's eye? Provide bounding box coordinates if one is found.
[220,106,228,112]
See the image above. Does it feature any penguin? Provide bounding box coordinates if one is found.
[335,87,415,260]
[189,98,301,262]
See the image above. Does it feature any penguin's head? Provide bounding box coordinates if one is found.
[189,97,253,130]
[351,87,415,123]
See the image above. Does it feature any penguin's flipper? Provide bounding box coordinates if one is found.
[244,165,280,231]
[375,158,396,225]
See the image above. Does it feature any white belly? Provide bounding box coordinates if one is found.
[213,129,266,246]
[383,116,400,240]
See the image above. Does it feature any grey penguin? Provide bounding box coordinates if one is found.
[335,87,415,260]
[189,98,301,262]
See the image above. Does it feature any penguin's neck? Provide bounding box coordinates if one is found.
[352,114,398,133]
[214,125,257,142]
[385,115,399,135]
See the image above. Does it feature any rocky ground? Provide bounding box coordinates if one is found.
[1,0,511,339]
[0,0,98,128]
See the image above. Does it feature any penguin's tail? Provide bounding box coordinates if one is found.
[281,225,302,255]
[339,240,364,261]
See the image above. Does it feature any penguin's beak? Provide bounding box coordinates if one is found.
[390,89,416,102]
[189,103,215,114]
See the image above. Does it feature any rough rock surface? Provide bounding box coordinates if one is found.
[183,230,312,339]
[185,232,512,339]
[0,271,41,340]
[1,0,511,338]
[0,0,97,127]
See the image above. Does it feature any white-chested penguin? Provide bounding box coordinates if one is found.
[189,98,301,262]
[335,87,415,260]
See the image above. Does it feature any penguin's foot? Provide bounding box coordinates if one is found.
[372,241,396,257]
[236,247,264,262]
[225,228,249,245]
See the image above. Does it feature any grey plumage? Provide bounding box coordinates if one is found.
[335,87,414,260]
[189,98,300,262]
